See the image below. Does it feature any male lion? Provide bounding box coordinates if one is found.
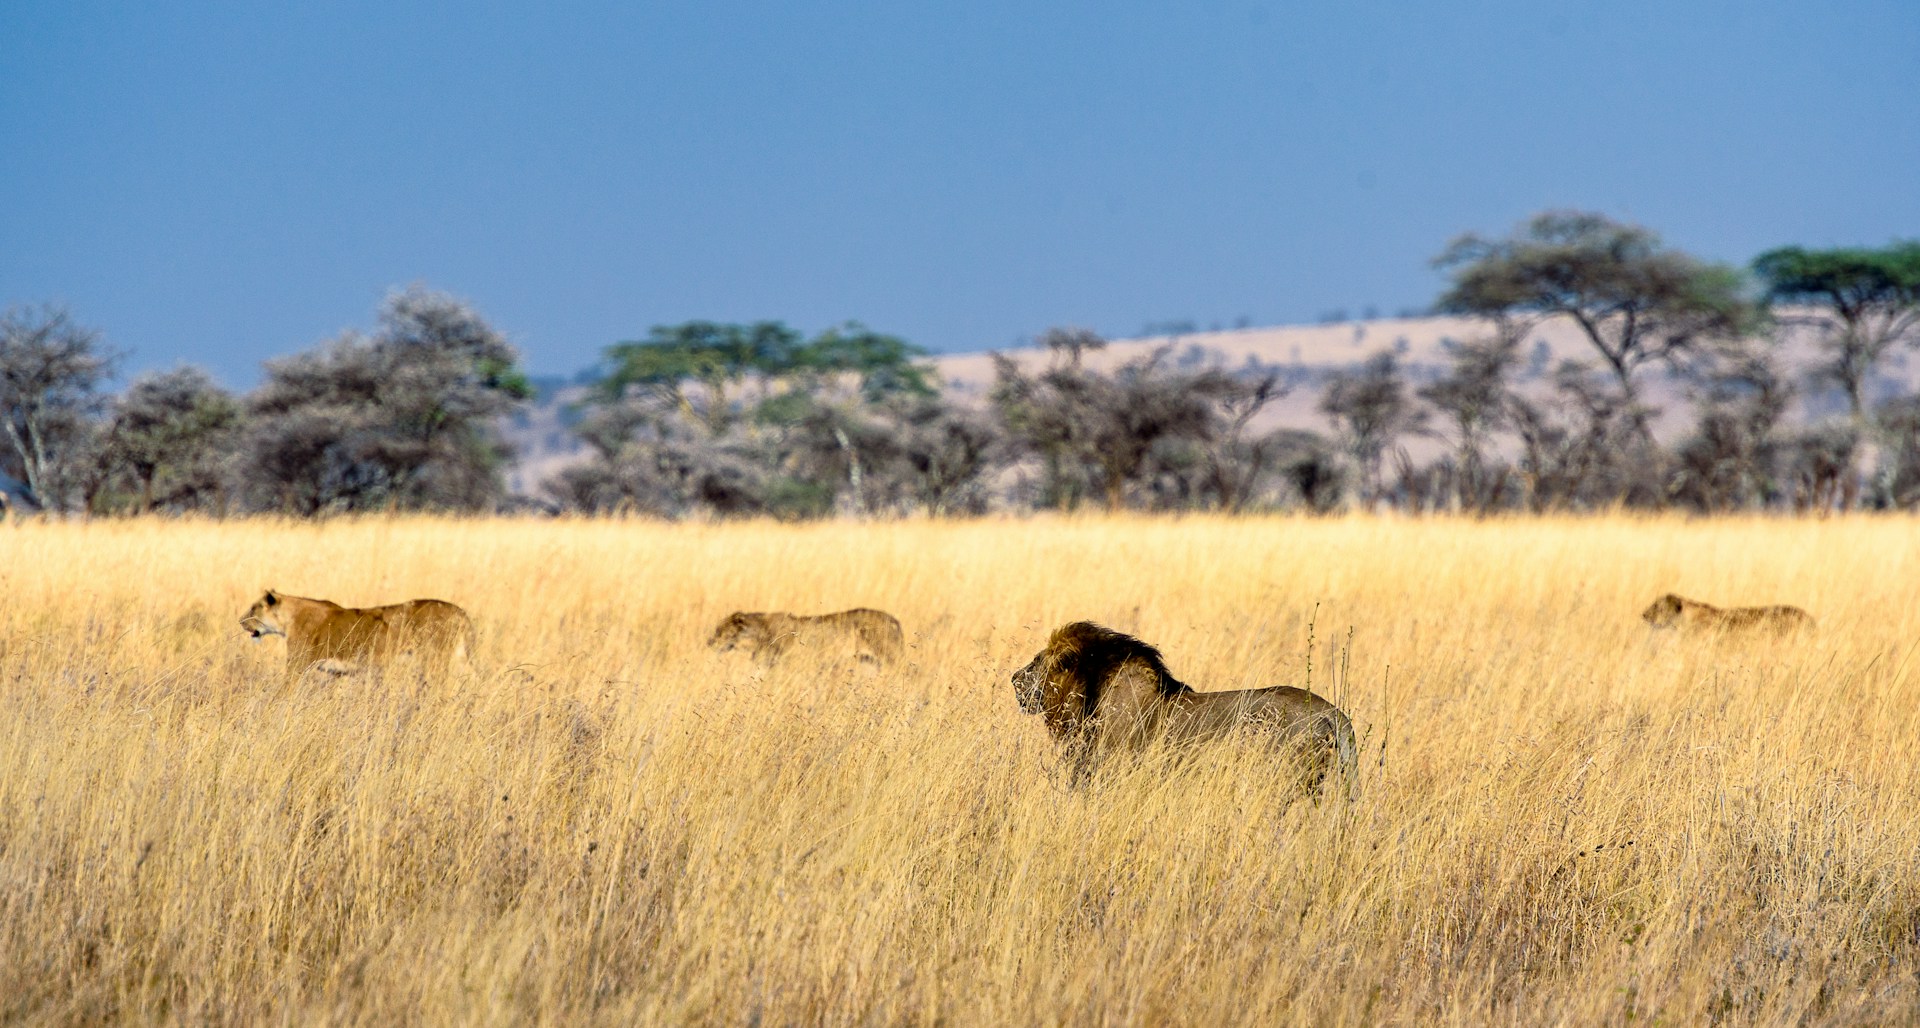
[1641,593,1814,635]
[239,589,476,676]
[708,609,904,667]
[1011,621,1358,795]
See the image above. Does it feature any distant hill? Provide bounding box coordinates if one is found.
[499,313,1916,496]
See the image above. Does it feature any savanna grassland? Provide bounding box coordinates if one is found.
[1,515,1917,1025]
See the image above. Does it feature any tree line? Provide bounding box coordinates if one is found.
[4,211,1917,518]
[0,287,531,516]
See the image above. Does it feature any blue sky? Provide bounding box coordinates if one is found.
[3,1,1916,384]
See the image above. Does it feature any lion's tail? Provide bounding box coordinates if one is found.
[1331,708,1360,801]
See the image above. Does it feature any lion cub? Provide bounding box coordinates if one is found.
[240,589,475,676]
[1641,593,1814,635]
[708,609,904,667]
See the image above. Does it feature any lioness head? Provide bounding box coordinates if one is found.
[1641,593,1684,628]
[708,612,768,653]
[240,589,287,639]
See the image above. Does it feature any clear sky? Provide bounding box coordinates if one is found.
[3,1,1916,384]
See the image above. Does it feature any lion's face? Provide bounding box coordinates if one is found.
[1011,649,1051,714]
[240,590,286,640]
[1641,594,1684,628]
[708,613,765,653]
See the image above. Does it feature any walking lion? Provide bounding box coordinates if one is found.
[708,608,905,667]
[1010,621,1358,794]
[239,589,475,676]
[1640,593,1814,635]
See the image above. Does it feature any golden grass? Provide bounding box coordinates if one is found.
[1,513,1917,1025]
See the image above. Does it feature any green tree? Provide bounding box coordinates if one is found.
[601,321,804,433]
[1753,242,1920,508]
[575,321,939,517]
[1753,243,1920,420]
[1435,211,1759,443]
[790,323,935,400]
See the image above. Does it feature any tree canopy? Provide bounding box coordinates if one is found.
[1434,212,1758,419]
[1752,242,1920,418]
[238,287,531,513]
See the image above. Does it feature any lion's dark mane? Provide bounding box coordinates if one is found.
[1048,621,1193,717]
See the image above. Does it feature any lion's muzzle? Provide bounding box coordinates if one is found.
[1011,655,1046,715]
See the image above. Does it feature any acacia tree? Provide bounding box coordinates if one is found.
[1753,242,1920,506]
[599,321,804,434]
[753,323,939,516]
[564,321,947,517]
[0,305,117,512]
[1754,243,1920,419]
[1435,211,1758,444]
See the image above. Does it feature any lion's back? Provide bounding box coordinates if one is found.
[820,608,904,658]
[765,608,904,664]
[1718,604,1815,632]
[297,599,472,666]
[1174,685,1349,739]
[384,598,472,631]
[1679,599,1815,634]
[1134,680,1354,792]
[379,599,475,655]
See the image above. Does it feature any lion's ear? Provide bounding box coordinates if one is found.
[265,590,278,606]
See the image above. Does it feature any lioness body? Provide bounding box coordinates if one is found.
[708,608,904,666]
[1012,621,1358,794]
[1641,593,1814,635]
[240,590,475,675]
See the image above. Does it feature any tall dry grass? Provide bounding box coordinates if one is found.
[0,514,1916,1025]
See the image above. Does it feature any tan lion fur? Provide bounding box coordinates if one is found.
[1011,621,1358,794]
[239,590,475,676]
[1640,593,1814,635]
[708,608,905,666]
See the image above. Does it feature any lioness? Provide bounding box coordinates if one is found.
[1012,621,1358,794]
[708,608,905,666]
[239,589,476,676]
[1641,593,1814,635]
